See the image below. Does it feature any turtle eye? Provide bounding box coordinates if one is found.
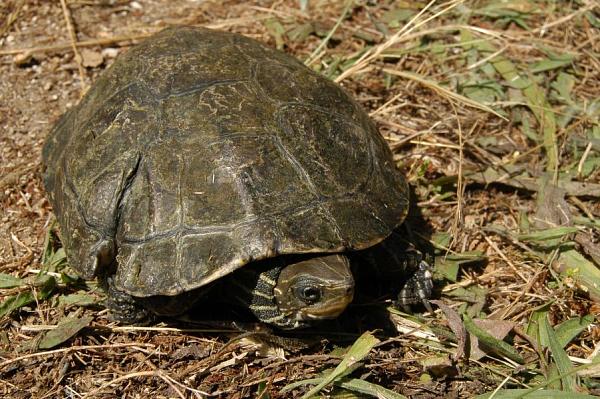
[295,285,322,304]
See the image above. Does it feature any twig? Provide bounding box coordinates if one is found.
[369,92,406,117]
[0,0,25,40]
[59,0,87,96]
[0,16,273,57]
[0,34,150,56]
[450,101,466,250]
[484,236,529,284]
[335,0,463,82]
[20,323,234,337]
[383,68,506,120]
[83,370,189,399]
[0,343,155,369]
[304,0,353,66]
[576,142,593,178]
[534,2,598,36]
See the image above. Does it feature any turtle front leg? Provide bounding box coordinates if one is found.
[354,235,434,311]
[395,255,434,312]
[104,277,154,324]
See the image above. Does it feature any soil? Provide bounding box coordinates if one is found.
[1,1,599,398]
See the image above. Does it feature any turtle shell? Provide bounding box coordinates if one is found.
[42,26,409,298]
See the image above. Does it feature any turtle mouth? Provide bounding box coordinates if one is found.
[301,285,354,320]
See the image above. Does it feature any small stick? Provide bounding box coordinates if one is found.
[0,0,25,40]
[576,141,593,178]
[83,370,187,399]
[0,34,150,56]
[59,0,88,96]
[484,236,529,284]
[0,343,155,369]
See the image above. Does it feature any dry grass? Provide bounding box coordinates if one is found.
[1,0,599,398]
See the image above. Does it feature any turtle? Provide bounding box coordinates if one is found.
[42,26,432,329]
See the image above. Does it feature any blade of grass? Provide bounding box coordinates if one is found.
[335,0,463,82]
[541,315,577,391]
[336,378,408,399]
[460,29,559,172]
[556,249,600,302]
[554,315,594,349]
[0,273,24,289]
[0,274,56,317]
[526,302,552,349]
[38,315,94,349]
[475,389,598,398]
[478,357,600,398]
[282,376,407,399]
[382,68,507,119]
[517,227,578,242]
[305,0,353,66]
[463,314,524,364]
[281,331,379,398]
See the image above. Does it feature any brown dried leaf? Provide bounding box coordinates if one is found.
[470,319,515,361]
[430,300,467,361]
[534,179,571,229]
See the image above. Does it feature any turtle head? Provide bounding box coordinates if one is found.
[273,254,354,325]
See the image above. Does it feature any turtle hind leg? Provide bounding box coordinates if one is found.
[104,277,154,325]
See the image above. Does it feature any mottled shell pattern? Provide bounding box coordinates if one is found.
[42,26,409,297]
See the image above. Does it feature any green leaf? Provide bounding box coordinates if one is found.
[520,112,538,141]
[460,29,558,171]
[586,11,600,28]
[282,331,379,398]
[541,316,577,391]
[551,72,576,105]
[531,55,575,73]
[0,274,57,317]
[0,291,35,318]
[38,315,93,349]
[431,231,452,251]
[287,22,314,42]
[579,156,600,178]
[526,302,552,348]
[517,227,578,242]
[554,315,594,349]
[434,257,460,282]
[57,293,98,307]
[556,249,600,302]
[264,18,286,50]
[435,251,485,282]
[461,81,504,103]
[463,314,524,364]
[280,377,322,392]
[256,381,270,399]
[336,378,408,399]
[381,9,416,28]
[41,226,68,273]
[0,273,24,289]
[36,274,57,299]
[282,377,407,399]
[475,389,598,398]
[43,247,68,272]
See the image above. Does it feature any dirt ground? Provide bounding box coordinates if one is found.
[1,1,599,398]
